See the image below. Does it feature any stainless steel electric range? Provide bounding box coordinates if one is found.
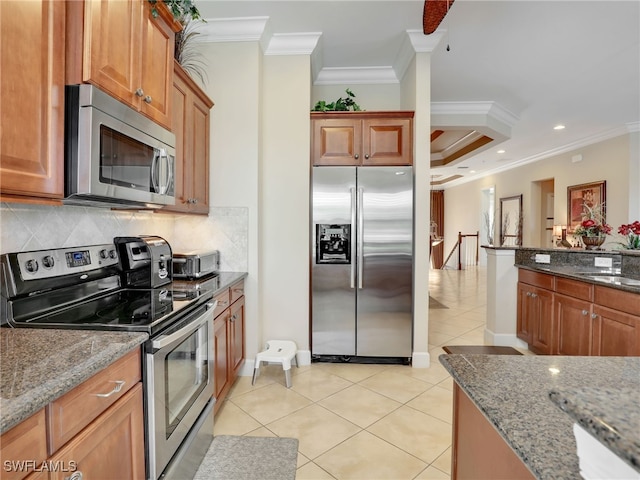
[0,237,217,480]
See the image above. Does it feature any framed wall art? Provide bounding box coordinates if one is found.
[567,181,606,233]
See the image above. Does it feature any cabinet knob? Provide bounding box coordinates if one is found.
[135,88,144,97]
[364,154,370,159]
[354,154,359,160]
[581,310,589,316]
[526,292,532,297]
[144,95,152,104]
[531,293,537,298]
[591,313,598,319]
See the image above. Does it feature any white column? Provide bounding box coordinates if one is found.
[484,247,528,348]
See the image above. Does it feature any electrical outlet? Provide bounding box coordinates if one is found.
[535,254,551,264]
[594,257,613,268]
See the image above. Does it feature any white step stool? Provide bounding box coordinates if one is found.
[252,340,298,388]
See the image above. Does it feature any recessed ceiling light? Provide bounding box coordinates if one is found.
[554,125,566,130]
[497,149,505,154]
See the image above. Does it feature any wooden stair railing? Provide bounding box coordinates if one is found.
[441,231,479,270]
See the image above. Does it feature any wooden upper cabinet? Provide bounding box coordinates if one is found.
[164,62,214,214]
[67,0,181,130]
[311,112,413,166]
[0,0,65,202]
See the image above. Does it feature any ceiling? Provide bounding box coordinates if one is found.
[195,1,640,188]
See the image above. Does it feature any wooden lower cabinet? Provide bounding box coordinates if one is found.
[517,283,554,354]
[452,384,534,480]
[213,280,246,415]
[0,349,144,480]
[555,293,594,356]
[48,384,145,480]
[517,269,640,356]
[592,305,640,356]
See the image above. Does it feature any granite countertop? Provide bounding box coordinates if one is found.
[0,328,148,434]
[549,386,640,473]
[439,354,640,480]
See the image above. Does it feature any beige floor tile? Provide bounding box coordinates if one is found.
[245,426,275,437]
[213,400,262,436]
[314,362,395,383]
[399,361,450,385]
[291,369,354,402]
[431,446,452,474]
[319,384,402,428]
[296,461,337,480]
[407,385,454,424]
[267,404,361,459]
[414,466,450,480]
[367,406,452,464]
[230,382,313,424]
[427,332,456,347]
[358,369,431,403]
[315,431,427,480]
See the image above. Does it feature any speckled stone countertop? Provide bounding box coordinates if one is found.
[439,354,640,480]
[549,386,640,473]
[0,328,147,434]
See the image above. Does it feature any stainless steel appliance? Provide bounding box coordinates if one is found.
[311,166,413,362]
[172,250,220,279]
[0,239,216,480]
[64,84,176,208]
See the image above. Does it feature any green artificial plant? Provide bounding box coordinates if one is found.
[312,89,362,112]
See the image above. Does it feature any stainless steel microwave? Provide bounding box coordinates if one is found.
[64,84,176,208]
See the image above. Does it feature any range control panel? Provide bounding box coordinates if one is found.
[16,244,119,280]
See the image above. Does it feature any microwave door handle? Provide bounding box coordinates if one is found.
[151,149,160,193]
[155,149,173,195]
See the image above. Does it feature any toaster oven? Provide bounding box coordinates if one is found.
[172,250,220,279]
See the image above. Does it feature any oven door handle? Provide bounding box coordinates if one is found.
[151,300,217,350]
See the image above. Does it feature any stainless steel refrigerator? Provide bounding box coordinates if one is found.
[311,166,413,360]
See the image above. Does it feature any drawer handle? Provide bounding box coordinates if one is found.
[94,380,126,398]
[218,301,228,307]
[232,288,244,294]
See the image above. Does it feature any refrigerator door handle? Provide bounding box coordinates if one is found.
[357,187,364,289]
[350,187,357,289]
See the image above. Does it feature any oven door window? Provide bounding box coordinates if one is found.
[100,125,156,192]
[164,323,209,437]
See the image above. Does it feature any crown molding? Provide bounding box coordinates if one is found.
[314,67,398,85]
[264,32,322,56]
[199,17,270,43]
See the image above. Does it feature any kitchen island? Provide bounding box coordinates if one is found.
[439,353,640,479]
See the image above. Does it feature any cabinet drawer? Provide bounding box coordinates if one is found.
[595,286,640,316]
[555,277,593,301]
[0,410,47,480]
[518,269,554,290]
[230,280,245,304]
[46,348,141,454]
[213,289,230,318]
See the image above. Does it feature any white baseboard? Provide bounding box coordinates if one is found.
[484,329,528,349]
[411,351,431,368]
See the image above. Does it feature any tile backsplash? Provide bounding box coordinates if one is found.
[0,203,248,272]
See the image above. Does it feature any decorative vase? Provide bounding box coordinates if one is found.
[582,235,606,250]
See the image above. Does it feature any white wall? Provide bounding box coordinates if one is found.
[312,84,400,111]
[443,134,633,256]
[260,54,311,354]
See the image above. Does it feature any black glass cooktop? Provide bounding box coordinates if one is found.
[7,279,215,335]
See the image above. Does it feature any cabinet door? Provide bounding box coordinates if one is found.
[0,410,47,480]
[0,0,64,200]
[516,283,534,344]
[555,294,593,355]
[311,118,362,166]
[592,305,640,356]
[213,311,230,404]
[531,287,554,355]
[362,118,412,166]
[229,296,245,380]
[83,0,143,106]
[48,384,145,480]
[188,91,211,213]
[139,0,174,129]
